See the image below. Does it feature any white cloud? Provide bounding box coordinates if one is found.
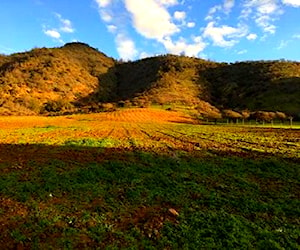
[223,0,235,14]
[205,5,222,21]
[162,36,206,57]
[255,15,276,34]
[237,49,247,55]
[107,25,117,33]
[95,0,112,7]
[246,33,258,40]
[140,51,152,59]
[124,0,179,40]
[44,29,61,39]
[241,0,282,34]
[99,10,113,22]
[187,22,195,28]
[203,22,247,48]
[205,0,235,21]
[94,0,113,22]
[174,11,186,20]
[277,40,289,49]
[55,13,75,33]
[243,0,279,14]
[115,33,138,60]
[42,13,74,43]
[159,0,178,6]
[282,0,300,7]
[293,34,300,39]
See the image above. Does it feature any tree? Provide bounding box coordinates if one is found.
[196,101,222,124]
[251,111,276,125]
[241,110,250,124]
[275,111,287,123]
[222,109,242,124]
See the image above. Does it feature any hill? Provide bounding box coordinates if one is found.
[0,42,115,115]
[203,60,300,116]
[0,43,299,118]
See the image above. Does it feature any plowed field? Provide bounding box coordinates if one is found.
[0,108,299,249]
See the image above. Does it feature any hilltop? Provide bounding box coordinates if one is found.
[0,42,115,115]
[0,42,299,118]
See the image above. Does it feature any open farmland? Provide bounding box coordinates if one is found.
[0,108,299,249]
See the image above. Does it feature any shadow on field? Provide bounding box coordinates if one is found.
[0,142,299,171]
[0,143,299,249]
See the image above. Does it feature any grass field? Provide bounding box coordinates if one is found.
[0,108,299,249]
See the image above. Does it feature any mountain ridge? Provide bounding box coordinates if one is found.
[0,42,299,118]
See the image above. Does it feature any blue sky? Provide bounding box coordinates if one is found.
[1,0,300,62]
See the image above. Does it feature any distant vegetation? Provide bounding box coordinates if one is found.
[0,42,299,119]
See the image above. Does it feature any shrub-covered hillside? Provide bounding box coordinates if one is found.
[0,42,115,115]
[113,55,219,106]
[0,43,299,118]
[203,60,300,116]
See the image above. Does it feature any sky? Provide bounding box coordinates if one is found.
[1,0,300,62]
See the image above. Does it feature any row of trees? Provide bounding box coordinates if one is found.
[221,110,290,124]
[197,104,293,125]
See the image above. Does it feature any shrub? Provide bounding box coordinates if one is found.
[42,99,73,113]
[100,102,116,112]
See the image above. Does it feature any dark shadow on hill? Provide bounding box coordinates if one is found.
[201,62,274,109]
[75,56,300,118]
[202,62,300,116]
[78,57,165,105]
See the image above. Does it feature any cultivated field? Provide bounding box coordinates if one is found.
[0,108,299,249]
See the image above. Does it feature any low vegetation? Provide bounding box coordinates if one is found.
[0,108,299,248]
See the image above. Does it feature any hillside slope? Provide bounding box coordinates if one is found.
[114,55,218,106]
[0,42,115,115]
[203,61,300,115]
[0,43,299,117]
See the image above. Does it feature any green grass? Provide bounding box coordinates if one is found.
[0,146,299,249]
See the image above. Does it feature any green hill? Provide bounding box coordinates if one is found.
[0,43,299,118]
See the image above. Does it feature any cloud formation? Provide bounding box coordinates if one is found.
[160,0,178,6]
[43,13,74,43]
[277,40,289,50]
[115,34,138,60]
[94,0,207,59]
[92,0,299,60]
[162,36,206,56]
[124,0,179,40]
[203,22,247,48]
[282,0,300,7]
[205,0,235,20]
[241,0,282,34]
[223,0,235,14]
[174,11,186,21]
[187,22,195,28]
[293,33,300,39]
[246,33,258,40]
[55,13,75,33]
[95,0,112,7]
[44,29,61,39]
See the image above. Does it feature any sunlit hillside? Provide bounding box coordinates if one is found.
[0,42,115,115]
[0,43,299,118]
